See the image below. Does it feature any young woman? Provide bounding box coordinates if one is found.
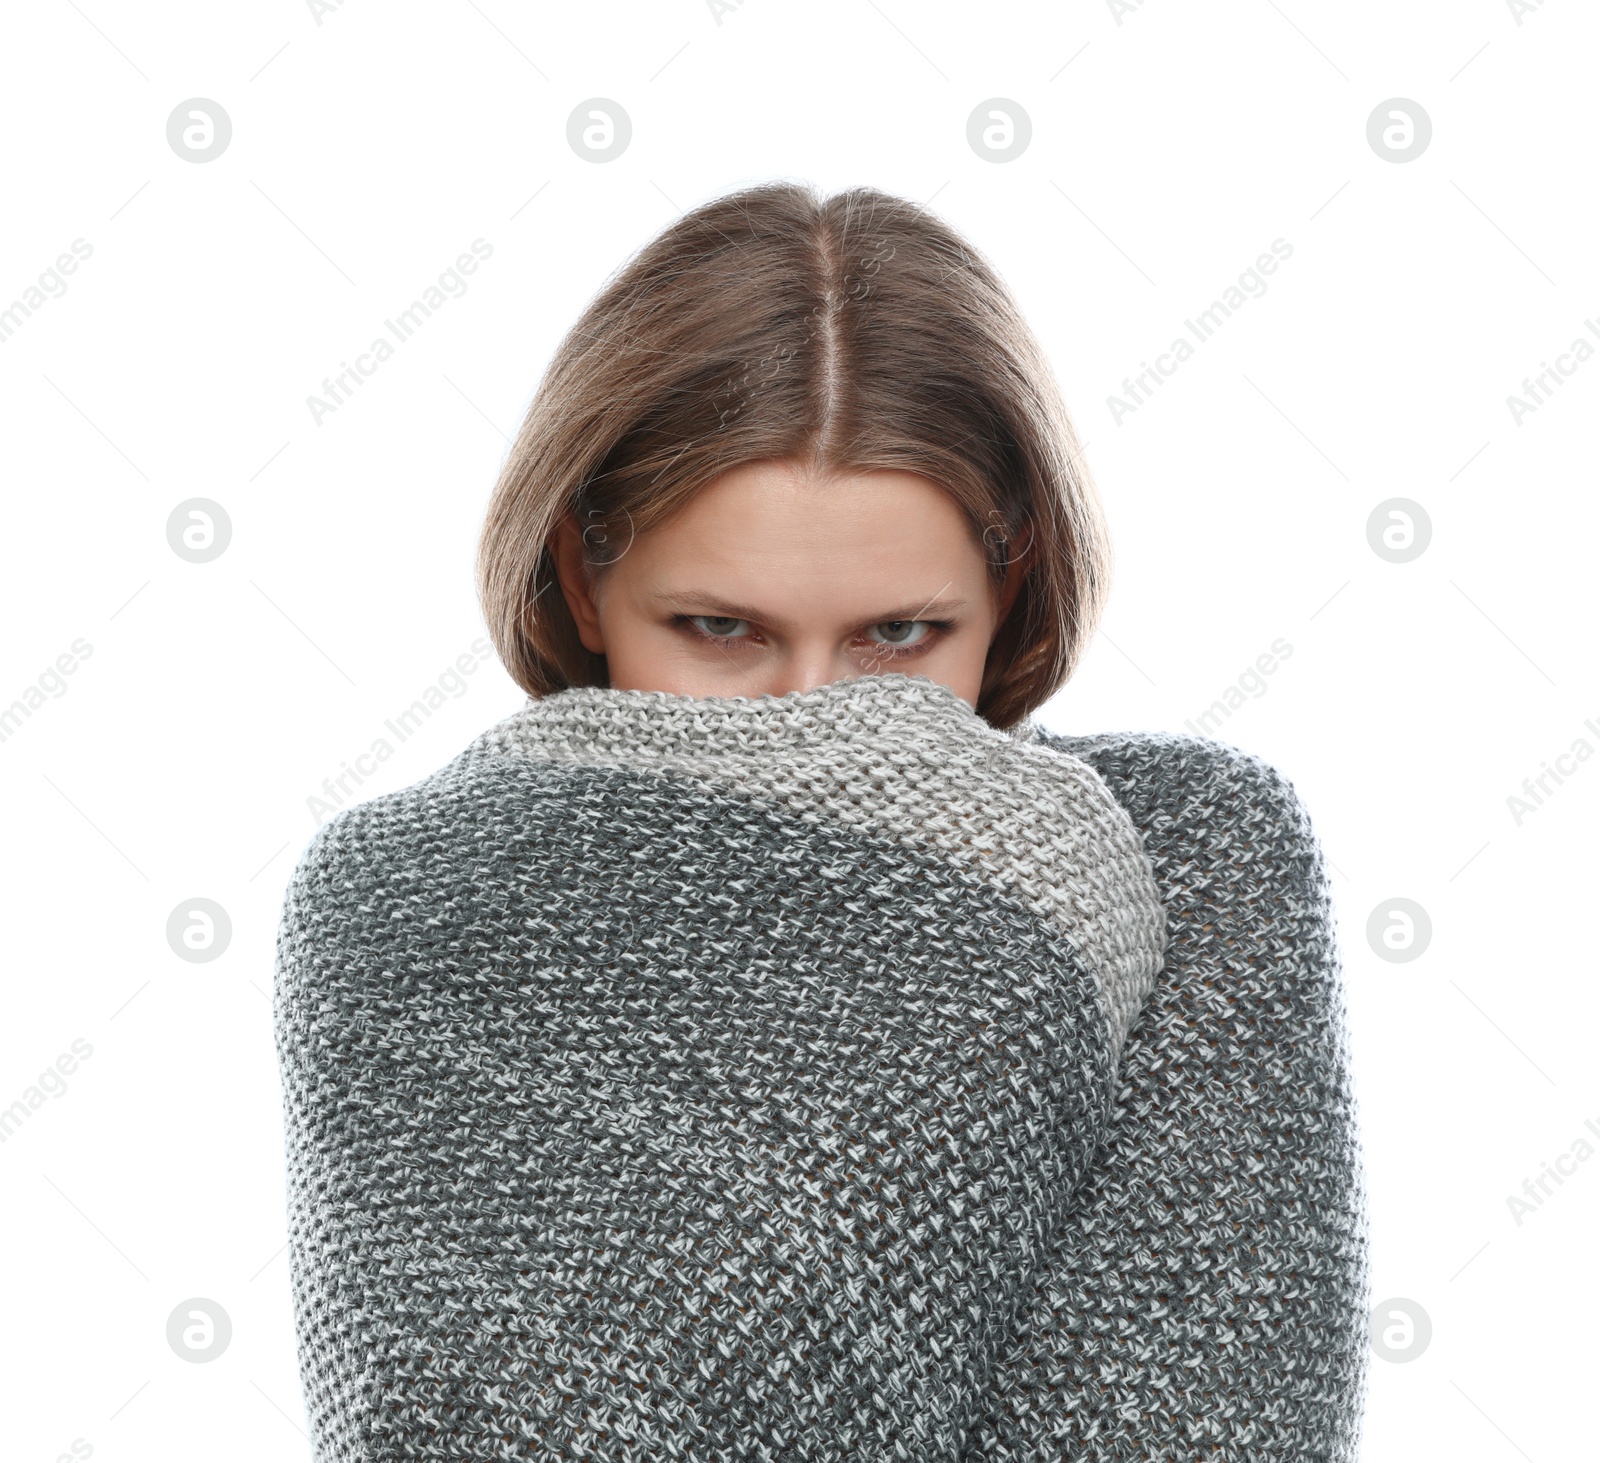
[477,182,1103,726]
[275,181,1369,1460]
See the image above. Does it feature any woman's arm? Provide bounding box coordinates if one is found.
[968,730,1370,1461]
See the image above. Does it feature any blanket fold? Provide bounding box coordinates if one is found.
[275,673,1168,1459]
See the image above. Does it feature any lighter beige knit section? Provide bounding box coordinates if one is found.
[468,673,1167,1057]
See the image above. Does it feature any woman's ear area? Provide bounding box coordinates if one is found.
[550,513,608,655]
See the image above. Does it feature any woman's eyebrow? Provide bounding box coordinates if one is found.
[654,592,773,622]
[654,592,969,624]
[862,596,967,620]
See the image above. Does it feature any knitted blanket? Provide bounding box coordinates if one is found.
[273,672,1368,1460]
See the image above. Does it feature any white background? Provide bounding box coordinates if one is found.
[2,1,1595,1458]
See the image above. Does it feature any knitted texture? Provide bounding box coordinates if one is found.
[272,672,1367,1459]
[466,677,1163,1057]
[967,728,1371,1460]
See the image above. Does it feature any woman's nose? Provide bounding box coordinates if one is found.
[766,643,861,699]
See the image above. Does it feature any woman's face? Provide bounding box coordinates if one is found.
[552,459,1025,708]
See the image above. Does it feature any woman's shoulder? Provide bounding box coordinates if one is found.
[279,727,564,905]
[1027,723,1320,826]
[1023,724,1332,900]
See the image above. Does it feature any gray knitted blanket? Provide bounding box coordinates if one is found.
[273,672,1368,1460]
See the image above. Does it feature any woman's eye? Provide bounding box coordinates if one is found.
[864,620,931,647]
[688,615,752,639]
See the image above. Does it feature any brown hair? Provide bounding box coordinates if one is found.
[476,180,1111,729]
